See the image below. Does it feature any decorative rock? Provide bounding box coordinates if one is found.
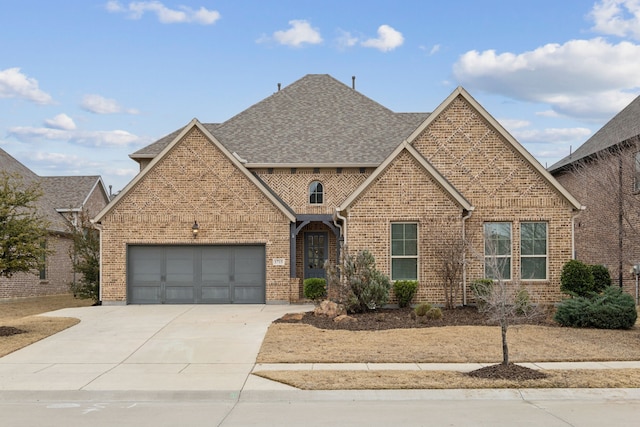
[280,312,304,321]
[333,314,357,323]
[313,300,346,318]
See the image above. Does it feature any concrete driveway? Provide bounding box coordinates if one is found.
[0,304,311,395]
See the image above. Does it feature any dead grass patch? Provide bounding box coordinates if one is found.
[0,294,92,357]
[258,323,640,364]
[254,368,640,390]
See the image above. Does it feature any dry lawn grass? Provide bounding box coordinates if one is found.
[254,368,640,390]
[0,294,93,357]
[258,323,640,363]
[256,314,640,389]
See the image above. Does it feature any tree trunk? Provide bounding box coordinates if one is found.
[501,321,509,365]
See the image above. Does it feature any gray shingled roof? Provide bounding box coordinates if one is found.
[0,147,101,233]
[130,74,429,165]
[549,94,640,172]
[40,176,103,211]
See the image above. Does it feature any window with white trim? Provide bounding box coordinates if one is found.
[391,223,418,280]
[309,181,323,204]
[520,222,547,280]
[484,222,511,280]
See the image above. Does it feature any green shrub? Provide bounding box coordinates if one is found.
[560,259,595,298]
[470,279,493,311]
[590,264,612,294]
[393,280,418,308]
[425,307,443,320]
[303,278,327,302]
[325,250,391,313]
[554,287,637,329]
[414,302,432,317]
[514,286,532,316]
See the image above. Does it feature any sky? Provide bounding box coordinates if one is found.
[2,0,640,193]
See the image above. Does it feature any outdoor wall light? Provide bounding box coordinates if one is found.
[192,220,199,238]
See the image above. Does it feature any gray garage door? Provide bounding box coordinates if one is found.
[127,245,265,304]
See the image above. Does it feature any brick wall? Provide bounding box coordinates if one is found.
[99,127,292,303]
[0,234,73,299]
[554,143,640,300]
[256,167,371,215]
[347,149,466,304]
[84,183,110,219]
[406,95,577,304]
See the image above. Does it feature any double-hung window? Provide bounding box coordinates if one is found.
[391,223,418,280]
[484,222,511,280]
[520,222,547,280]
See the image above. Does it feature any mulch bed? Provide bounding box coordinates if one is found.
[275,305,556,331]
[0,326,27,337]
[467,363,548,380]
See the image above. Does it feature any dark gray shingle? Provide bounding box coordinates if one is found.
[549,94,640,172]
[131,74,429,165]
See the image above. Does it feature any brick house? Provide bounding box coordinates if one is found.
[93,74,582,305]
[0,147,109,299]
[549,94,640,302]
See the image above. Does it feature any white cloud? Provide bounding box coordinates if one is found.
[453,38,640,120]
[8,126,141,147]
[81,94,139,115]
[336,30,358,49]
[44,114,76,131]
[536,110,560,118]
[269,20,323,47]
[590,0,640,40]
[513,127,593,144]
[498,118,531,130]
[0,68,53,105]
[31,151,89,166]
[429,44,441,55]
[106,1,220,25]
[361,25,404,52]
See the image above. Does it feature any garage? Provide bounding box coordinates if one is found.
[127,245,265,304]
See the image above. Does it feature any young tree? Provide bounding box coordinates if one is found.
[0,173,49,278]
[472,228,539,366]
[68,210,100,303]
[433,228,466,309]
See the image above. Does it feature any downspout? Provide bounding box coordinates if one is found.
[91,221,103,303]
[461,208,473,306]
[571,206,586,260]
[335,208,347,247]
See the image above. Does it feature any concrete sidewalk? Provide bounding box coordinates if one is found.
[0,304,639,399]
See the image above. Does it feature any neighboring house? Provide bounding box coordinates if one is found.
[0,147,109,299]
[94,74,582,306]
[549,94,640,301]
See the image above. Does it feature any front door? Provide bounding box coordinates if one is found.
[304,232,328,279]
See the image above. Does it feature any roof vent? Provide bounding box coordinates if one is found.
[277,83,281,91]
[352,76,356,90]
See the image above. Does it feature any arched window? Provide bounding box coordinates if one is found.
[309,181,323,204]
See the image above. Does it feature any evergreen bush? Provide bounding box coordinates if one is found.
[590,264,612,294]
[470,279,493,312]
[325,250,391,313]
[303,278,327,302]
[554,286,637,329]
[393,280,418,308]
[560,259,595,297]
